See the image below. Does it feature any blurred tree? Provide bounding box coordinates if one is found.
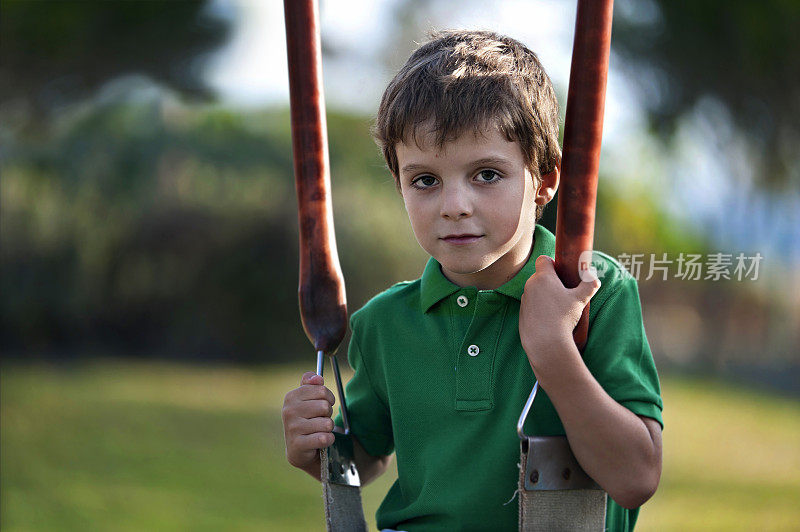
[0,0,230,116]
[0,89,426,362]
[613,0,800,189]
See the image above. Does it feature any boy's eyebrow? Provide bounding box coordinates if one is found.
[400,157,513,174]
[470,157,514,168]
[399,163,428,174]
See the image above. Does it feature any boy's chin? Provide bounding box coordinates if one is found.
[437,258,488,276]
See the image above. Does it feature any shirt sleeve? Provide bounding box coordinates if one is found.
[333,325,394,456]
[583,273,664,428]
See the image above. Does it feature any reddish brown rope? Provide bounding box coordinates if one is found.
[284,0,347,354]
[555,0,614,349]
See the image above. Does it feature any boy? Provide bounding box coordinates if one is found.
[282,30,663,531]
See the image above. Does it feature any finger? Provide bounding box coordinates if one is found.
[296,416,336,436]
[571,277,601,304]
[534,254,556,274]
[297,399,334,419]
[301,372,323,386]
[322,386,335,406]
[297,384,336,405]
[294,432,335,452]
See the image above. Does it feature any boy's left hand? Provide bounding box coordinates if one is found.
[519,255,601,377]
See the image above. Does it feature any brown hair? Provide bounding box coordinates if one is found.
[374,30,561,219]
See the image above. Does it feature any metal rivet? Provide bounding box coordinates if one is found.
[562,468,571,480]
[530,470,539,484]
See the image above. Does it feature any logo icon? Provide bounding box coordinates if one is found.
[578,250,608,283]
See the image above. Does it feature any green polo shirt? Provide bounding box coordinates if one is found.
[335,224,663,531]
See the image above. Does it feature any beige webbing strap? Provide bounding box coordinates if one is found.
[518,436,607,531]
[321,434,368,532]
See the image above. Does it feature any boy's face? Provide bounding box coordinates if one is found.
[397,126,550,290]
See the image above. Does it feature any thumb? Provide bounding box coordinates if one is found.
[301,372,323,386]
[534,254,555,274]
[571,277,601,305]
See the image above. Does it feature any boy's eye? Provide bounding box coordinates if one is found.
[412,175,438,188]
[476,169,501,183]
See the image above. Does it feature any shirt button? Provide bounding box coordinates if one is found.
[467,344,480,357]
[457,295,469,307]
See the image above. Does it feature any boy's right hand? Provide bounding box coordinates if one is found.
[282,372,337,471]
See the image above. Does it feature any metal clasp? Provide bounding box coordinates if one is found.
[316,350,359,487]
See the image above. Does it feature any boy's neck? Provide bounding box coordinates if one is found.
[440,232,535,290]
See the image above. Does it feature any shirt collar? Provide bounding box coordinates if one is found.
[419,224,556,313]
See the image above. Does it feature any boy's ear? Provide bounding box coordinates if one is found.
[534,159,560,206]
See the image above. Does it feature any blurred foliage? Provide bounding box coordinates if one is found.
[1,83,710,362]
[613,0,800,189]
[1,0,782,365]
[0,0,230,118]
[2,361,799,530]
[0,86,430,361]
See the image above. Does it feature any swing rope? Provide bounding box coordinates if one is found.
[517,1,614,528]
[283,0,367,528]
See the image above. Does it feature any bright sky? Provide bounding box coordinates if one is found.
[206,1,571,102]
[206,0,640,154]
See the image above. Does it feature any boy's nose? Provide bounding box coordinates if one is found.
[439,184,473,219]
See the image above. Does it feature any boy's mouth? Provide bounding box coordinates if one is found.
[441,234,483,244]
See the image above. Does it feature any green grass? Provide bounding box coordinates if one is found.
[2,361,798,531]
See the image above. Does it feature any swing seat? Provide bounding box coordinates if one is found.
[322,432,368,532]
[519,436,607,531]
